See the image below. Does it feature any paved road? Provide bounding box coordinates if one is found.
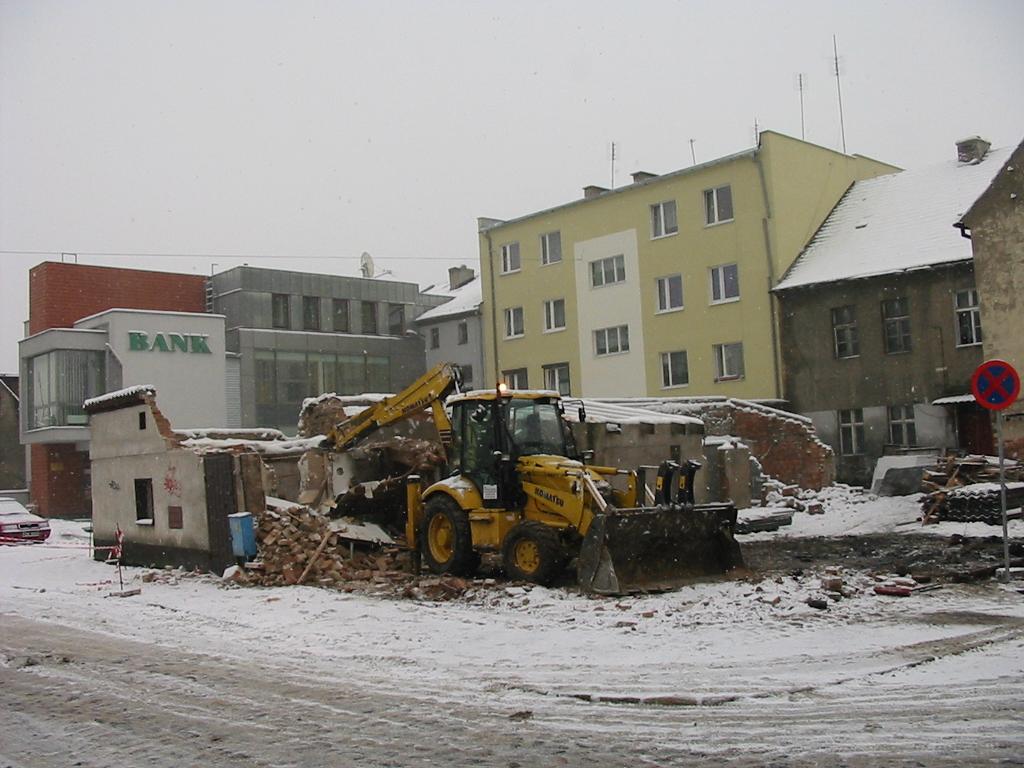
[4,612,1024,768]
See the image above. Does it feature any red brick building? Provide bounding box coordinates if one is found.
[22,262,207,518]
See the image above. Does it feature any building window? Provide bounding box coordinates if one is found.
[461,365,474,388]
[303,296,321,331]
[831,305,859,358]
[388,303,405,335]
[26,350,105,429]
[332,299,350,333]
[955,289,982,346]
[838,409,865,455]
[661,351,689,388]
[272,293,290,329]
[543,299,566,332]
[167,505,183,530]
[595,325,629,356]
[361,301,378,334]
[882,297,911,354]
[138,412,147,430]
[888,405,917,447]
[457,321,469,345]
[704,185,734,225]
[650,200,678,238]
[590,254,626,288]
[656,275,684,312]
[710,264,740,303]
[713,342,744,381]
[134,478,154,523]
[543,363,571,395]
[429,327,440,349]
[503,368,528,388]
[540,231,562,265]
[504,307,524,338]
[501,242,521,274]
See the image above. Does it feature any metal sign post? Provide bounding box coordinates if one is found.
[970,359,1021,584]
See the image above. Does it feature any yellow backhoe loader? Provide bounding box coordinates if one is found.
[322,362,742,594]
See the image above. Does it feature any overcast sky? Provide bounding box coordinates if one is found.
[2,0,1023,371]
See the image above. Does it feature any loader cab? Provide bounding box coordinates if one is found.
[447,392,571,507]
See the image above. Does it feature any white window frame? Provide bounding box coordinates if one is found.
[713,342,744,381]
[500,242,521,275]
[704,184,734,226]
[504,306,524,339]
[502,368,528,389]
[540,231,562,265]
[594,325,630,357]
[543,298,566,333]
[882,297,912,354]
[955,289,982,347]
[650,200,678,239]
[543,363,571,396]
[888,405,917,447]
[660,350,689,388]
[656,274,684,313]
[838,408,865,455]
[590,254,626,288]
[709,264,740,304]
[831,305,859,359]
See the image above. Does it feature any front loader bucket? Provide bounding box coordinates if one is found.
[577,502,743,595]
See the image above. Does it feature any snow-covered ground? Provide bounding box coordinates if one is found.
[3,498,1024,765]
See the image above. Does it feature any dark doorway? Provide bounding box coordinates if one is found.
[956,404,994,455]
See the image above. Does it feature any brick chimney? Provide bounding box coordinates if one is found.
[956,136,991,165]
[583,185,610,200]
[448,265,475,290]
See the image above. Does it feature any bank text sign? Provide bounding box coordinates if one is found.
[128,331,212,354]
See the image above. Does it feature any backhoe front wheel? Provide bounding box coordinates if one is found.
[501,521,566,586]
[421,496,478,576]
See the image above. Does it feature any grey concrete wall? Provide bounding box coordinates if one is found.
[0,383,25,489]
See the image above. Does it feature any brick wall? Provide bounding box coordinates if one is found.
[701,403,835,490]
[28,261,207,335]
[30,443,91,518]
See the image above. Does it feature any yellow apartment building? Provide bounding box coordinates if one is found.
[478,130,899,399]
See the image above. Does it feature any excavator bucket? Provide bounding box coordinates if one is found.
[577,502,743,595]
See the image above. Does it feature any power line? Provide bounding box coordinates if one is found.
[0,249,473,262]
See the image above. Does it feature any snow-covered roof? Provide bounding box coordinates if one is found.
[415,276,482,323]
[569,399,703,428]
[775,145,1014,291]
[83,384,156,412]
[932,394,975,405]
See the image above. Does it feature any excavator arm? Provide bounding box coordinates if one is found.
[322,361,462,451]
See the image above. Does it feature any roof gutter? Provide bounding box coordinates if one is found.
[954,222,972,240]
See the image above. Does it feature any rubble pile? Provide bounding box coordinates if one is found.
[238,503,478,601]
[920,455,1024,523]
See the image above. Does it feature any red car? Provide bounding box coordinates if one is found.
[0,497,51,544]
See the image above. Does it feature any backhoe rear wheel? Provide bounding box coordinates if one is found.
[501,521,566,586]
[421,495,477,576]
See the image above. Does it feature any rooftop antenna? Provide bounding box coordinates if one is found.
[610,141,617,188]
[689,139,696,166]
[797,73,806,140]
[833,35,847,153]
[359,251,375,279]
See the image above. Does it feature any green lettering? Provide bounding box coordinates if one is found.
[128,332,149,351]
[151,334,170,352]
[189,335,211,354]
[169,334,188,353]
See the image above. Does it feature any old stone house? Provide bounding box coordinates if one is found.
[774,137,1013,485]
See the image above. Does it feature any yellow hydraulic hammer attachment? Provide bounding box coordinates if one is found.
[576,461,743,595]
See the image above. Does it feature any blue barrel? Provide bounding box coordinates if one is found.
[228,512,258,559]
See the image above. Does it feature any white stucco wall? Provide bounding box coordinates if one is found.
[574,229,645,397]
[89,403,211,553]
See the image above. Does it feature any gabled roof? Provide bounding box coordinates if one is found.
[414,276,482,323]
[775,145,1015,291]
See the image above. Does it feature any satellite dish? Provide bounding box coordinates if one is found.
[360,251,375,278]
